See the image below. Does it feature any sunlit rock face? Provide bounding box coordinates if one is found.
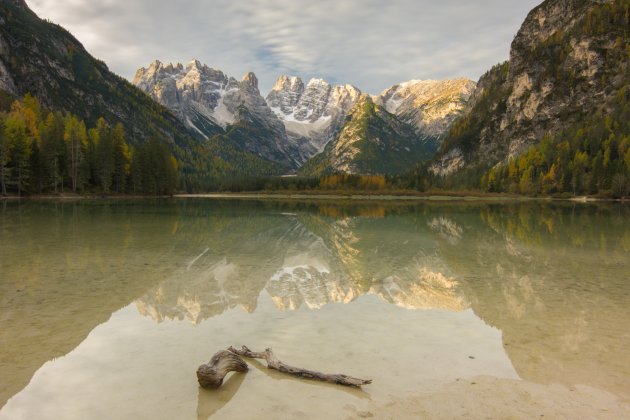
[374,78,476,149]
[433,0,622,173]
[134,59,240,130]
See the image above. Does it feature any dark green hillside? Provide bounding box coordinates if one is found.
[0,0,204,155]
[301,96,434,176]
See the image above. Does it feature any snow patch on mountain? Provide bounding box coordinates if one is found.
[133,59,241,134]
[266,76,362,157]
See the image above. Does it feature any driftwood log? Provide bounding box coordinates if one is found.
[197,350,249,388]
[228,345,372,388]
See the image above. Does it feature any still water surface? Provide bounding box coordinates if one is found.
[0,199,629,419]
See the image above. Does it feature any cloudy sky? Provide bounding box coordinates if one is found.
[28,0,541,94]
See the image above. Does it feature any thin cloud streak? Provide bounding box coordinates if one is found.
[27,0,541,94]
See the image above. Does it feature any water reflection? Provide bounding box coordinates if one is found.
[135,210,468,323]
[435,204,630,397]
[1,199,629,414]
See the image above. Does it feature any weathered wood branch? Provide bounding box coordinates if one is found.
[197,350,249,388]
[228,345,372,388]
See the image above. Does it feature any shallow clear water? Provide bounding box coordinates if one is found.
[0,199,629,419]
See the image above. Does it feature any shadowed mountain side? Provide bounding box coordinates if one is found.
[432,203,630,399]
[0,1,209,159]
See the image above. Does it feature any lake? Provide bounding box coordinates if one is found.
[1,198,629,419]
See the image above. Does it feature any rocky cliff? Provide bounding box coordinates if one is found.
[266,76,362,162]
[432,0,625,176]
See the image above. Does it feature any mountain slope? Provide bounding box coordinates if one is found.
[431,0,629,179]
[300,95,435,176]
[374,78,476,152]
[0,0,205,159]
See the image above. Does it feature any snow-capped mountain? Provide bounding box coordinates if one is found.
[133,59,475,172]
[374,78,476,148]
[133,60,236,134]
[133,60,288,135]
[133,60,300,168]
[266,76,362,161]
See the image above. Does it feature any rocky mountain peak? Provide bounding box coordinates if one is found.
[149,59,163,70]
[241,71,259,92]
[265,76,364,161]
[272,75,304,92]
[134,59,235,130]
[329,84,362,112]
[305,78,330,89]
[266,76,362,123]
[133,59,303,168]
[267,75,305,115]
[186,59,203,70]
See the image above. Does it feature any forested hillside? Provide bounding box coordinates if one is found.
[427,0,630,197]
[0,95,178,195]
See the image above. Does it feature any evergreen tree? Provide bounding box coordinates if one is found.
[64,115,87,192]
[111,123,130,193]
[93,118,115,192]
[0,116,8,196]
[4,110,31,196]
[38,112,67,193]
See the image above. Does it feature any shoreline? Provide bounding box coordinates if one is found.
[0,192,627,203]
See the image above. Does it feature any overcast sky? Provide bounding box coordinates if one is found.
[27,0,541,94]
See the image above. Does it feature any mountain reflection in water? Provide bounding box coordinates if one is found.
[1,199,629,413]
[134,211,467,322]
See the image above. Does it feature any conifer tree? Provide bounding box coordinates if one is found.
[64,115,87,192]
